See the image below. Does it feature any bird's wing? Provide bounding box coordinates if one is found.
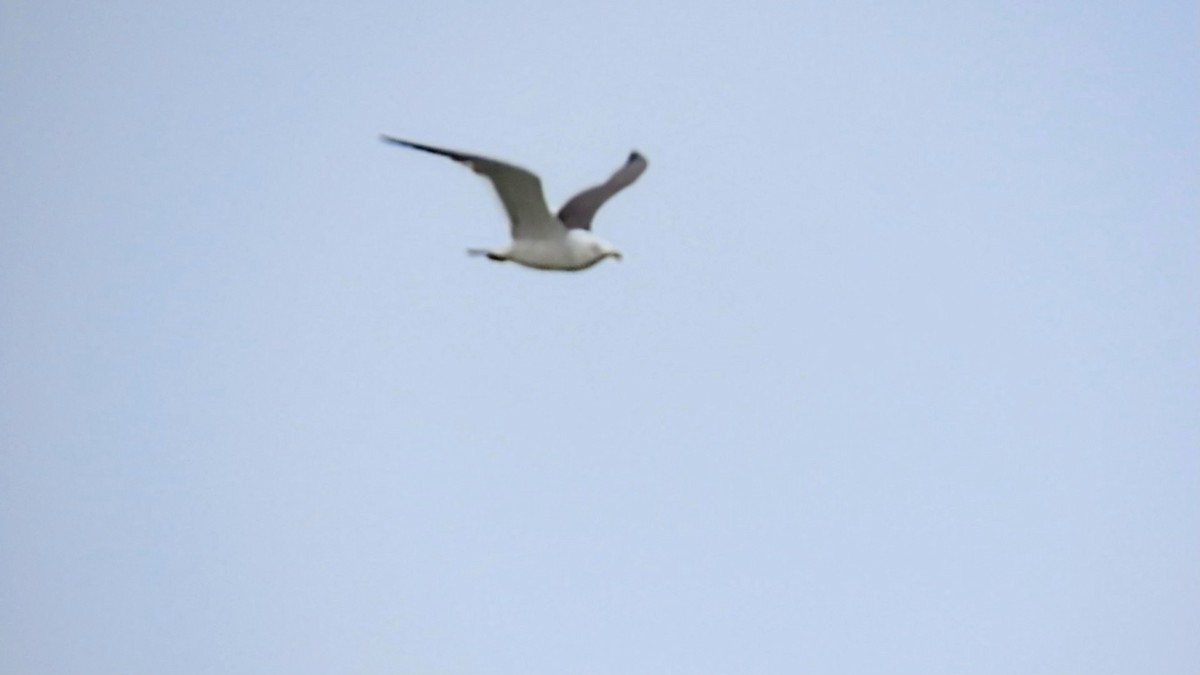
[556,151,648,231]
[381,135,563,240]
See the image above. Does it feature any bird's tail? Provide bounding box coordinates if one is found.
[467,248,507,262]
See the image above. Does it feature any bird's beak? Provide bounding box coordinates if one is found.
[610,251,623,261]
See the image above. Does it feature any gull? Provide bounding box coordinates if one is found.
[382,135,647,271]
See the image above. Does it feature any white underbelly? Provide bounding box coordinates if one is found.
[508,235,597,271]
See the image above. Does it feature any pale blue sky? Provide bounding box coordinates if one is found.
[2,1,1198,673]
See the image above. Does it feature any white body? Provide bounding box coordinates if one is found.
[497,229,621,271]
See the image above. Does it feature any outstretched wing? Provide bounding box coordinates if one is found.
[381,135,563,240]
[556,151,648,231]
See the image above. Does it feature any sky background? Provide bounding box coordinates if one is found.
[2,1,1198,673]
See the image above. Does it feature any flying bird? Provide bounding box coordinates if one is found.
[382,135,647,271]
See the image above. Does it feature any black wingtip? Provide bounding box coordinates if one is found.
[628,150,645,163]
[380,136,472,163]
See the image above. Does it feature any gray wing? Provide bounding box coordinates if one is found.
[556,151,648,231]
[381,135,563,240]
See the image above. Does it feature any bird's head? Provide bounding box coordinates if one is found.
[592,241,623,262]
